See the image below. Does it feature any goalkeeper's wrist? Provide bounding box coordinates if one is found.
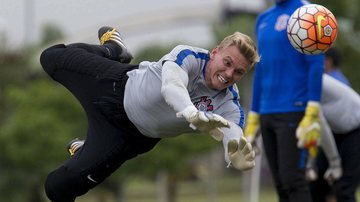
[176,105,198,119]
[305,101,320,116]
[248,111,259,117]
[329,156,342,168]
[247,111,260,123]
[307,101,320,107]
[181,105,197,112]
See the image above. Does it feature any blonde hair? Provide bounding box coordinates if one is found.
[218,32,260,69]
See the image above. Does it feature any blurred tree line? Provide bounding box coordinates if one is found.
[0,1,359,201]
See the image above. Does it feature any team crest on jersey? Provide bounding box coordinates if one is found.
[194,96,213,111]
[275,14,289,31]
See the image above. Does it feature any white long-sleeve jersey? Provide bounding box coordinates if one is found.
[319,74,360,163]
[322,74,360,134]
[123,45,245,139]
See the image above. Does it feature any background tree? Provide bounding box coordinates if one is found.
[0,24,77,202]
[39,23,65,47]
[0,79,86,202]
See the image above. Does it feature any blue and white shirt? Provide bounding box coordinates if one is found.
[124,45,245,138]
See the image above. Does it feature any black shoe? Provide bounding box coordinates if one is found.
[67,138,84,156]
[98,26,133,63]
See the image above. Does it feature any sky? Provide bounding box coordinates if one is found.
[0,0,267,53]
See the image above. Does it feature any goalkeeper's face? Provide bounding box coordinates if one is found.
[205,45,249,90]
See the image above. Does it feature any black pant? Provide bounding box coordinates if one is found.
[40,43,161,202]
[310,127,360,202]
[261,112,312,202]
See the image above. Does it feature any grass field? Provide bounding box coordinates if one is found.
[77,175,278,202]
[124,177,278,202]
[76,174,360,202]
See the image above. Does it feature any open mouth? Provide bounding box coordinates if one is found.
[217,75,229,84]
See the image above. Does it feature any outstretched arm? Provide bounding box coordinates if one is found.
[161,61,229,133]
[161,61,193,112]
[161,61,255,170]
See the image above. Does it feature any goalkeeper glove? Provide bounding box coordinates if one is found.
[177,106,229,141]
[227,136,256,171]
[244,111,260,144]
[296,101,321,149]
[324,156,342,185]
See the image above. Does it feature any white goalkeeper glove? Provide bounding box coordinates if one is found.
[177,106,230,141]
[227,136,256,171]
[324,156,342,185]
[296,101,321,150]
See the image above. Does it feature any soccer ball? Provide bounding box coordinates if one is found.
[287,4,338,55]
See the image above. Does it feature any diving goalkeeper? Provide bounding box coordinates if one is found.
[40,26,259,202]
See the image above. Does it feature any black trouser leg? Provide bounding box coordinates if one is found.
[261,113,312,202]
[334,128,360,202]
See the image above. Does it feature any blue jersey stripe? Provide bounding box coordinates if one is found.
[229,85,245,128]
[174,49,209,78]
[175,49,209,66]
[202,60,208,78]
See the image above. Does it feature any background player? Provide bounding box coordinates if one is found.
[245,0,324,201]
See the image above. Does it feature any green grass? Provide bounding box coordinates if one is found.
[123,177,278,202]
[76,175,360,202]
[77,175,278,202]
